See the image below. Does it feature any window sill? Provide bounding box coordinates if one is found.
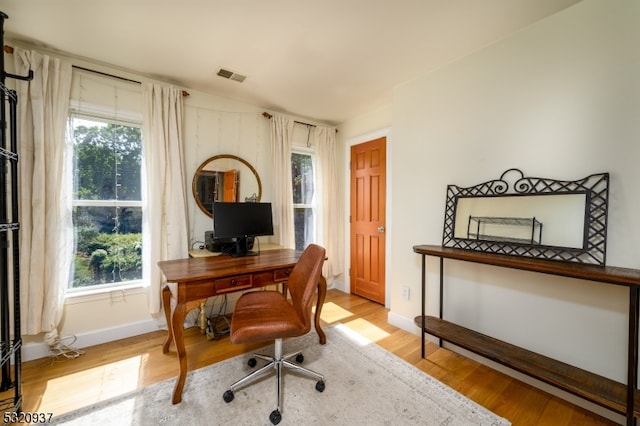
[64,282,147,305]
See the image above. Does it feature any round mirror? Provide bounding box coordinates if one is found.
[192,154,262,217]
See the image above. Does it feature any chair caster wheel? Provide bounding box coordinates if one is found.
[223,390,234,403]
[295,353,304,363]
[269,409,282,425]
[315,380,325,392]
[248,358,257,368]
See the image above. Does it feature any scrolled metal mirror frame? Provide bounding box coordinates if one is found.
[192,154,262,218]
[442,168,609,265]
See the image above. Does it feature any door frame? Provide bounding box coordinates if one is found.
[344,127,392,307]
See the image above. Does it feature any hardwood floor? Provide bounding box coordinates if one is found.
[10,289,617,425]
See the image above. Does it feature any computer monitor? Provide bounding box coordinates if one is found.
[212,202,274,256]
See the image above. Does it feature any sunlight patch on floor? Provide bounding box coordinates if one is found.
[341,318,390,345]
[316,302,354,324]
[40,355,142,415]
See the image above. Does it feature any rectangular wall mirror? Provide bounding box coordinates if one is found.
[454,193,588,249]
[442,169,609,265]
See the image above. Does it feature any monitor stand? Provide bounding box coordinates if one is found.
[231,236,258,257]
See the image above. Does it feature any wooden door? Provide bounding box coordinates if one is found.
[350,137,386,305]
[223,170,238,201]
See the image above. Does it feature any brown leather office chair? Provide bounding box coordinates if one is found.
[222,244,326,425]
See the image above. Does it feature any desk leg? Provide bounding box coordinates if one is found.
[315,276,327,345]
[170,301,188,404]
[161,285,189,404]
[161,287,173,353]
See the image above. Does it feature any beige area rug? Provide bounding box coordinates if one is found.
[51,324,510,426]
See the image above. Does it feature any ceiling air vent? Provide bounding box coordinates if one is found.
[217,68,246,83]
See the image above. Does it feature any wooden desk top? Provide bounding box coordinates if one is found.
[158,248,300,283]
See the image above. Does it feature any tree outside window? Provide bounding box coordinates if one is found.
[69,116,143,289]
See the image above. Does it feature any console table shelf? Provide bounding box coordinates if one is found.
[413,315,640,417]
[413,244,640,425]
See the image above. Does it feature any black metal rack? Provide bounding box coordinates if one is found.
[0,11,33,414]
[467,215,543,245]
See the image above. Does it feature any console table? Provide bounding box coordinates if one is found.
[158,248,327,404]
[413,244,640,426]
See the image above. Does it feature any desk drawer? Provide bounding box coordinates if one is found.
[215,275,252,293]
[273,268,293,282]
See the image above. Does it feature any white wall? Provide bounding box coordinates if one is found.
[184,93,327,247]
[183,92,272,245]
[385,0,639,387]
[338,104,392,142]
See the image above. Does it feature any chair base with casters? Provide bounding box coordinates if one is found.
[222,243,327,425]
[223,337,325,425]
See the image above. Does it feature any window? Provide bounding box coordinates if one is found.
[291,151,315,250]
[69,115,143,290]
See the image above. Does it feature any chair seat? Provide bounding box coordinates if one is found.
[230,291,306,344]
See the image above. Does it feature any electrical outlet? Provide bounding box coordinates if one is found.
[402,286,410,301]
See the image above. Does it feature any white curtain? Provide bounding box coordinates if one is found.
[15,49,73,343]
[270,114,295,249]
[142,83,189,314]
[313,126,344,284]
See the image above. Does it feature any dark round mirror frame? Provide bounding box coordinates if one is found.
[192,154,262,218]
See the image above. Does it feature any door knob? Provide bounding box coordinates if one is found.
[378,226,385,233]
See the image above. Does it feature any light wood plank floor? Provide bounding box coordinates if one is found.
[9,289,616,425]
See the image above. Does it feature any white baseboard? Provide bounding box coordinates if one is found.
[387,310,420,335]
[386,310,624,425]
[327,276,346,293]
[22,319,164,362]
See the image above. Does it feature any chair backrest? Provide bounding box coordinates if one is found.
[287,244,326,332]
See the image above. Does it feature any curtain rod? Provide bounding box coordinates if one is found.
[73,65,142,85]
[262,111,337,132]
[262,111,315,127]
[4,45,189,96]
[72,65,189,97]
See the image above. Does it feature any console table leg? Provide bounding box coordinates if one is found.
[421,254,426,359]
[438,257,444,348]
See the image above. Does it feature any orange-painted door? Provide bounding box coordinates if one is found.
[350,137,386,305]
[223,170,238,201]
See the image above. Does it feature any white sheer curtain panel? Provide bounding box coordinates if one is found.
[142,83,189,314]
[313,126,344,285]
[15,49,73,344]
[270,114,295,248]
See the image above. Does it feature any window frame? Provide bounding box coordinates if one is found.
[291,147,317,250]
[67,112,145,294]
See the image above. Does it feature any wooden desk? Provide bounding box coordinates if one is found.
[157,248,327,404]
